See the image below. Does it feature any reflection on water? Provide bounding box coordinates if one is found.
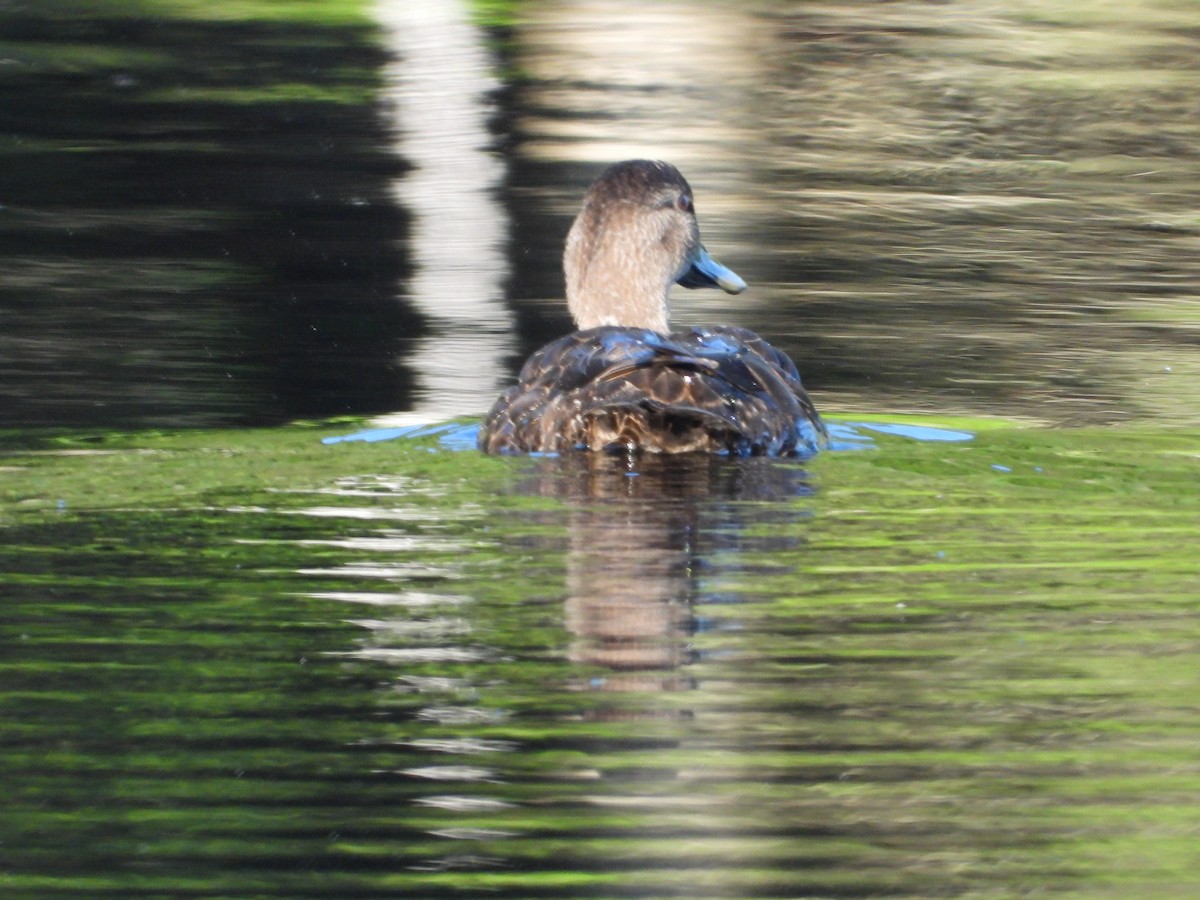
[3,424,1199,894]
[560,457,709,677]
[0,10,415,426]
[3,1,1197,427]
[4,2,1200,895]
[526,453,812,683]
[512,0,766,177]
[504,0,1200,425]
[374,0,514,426]
[308,449,828,887]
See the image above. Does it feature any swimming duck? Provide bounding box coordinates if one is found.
[479,160,825,456]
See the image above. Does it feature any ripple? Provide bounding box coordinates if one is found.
[414,795,516,811]
[405,737,518,754]
[400,765,497,782]
[305,590,471,607]
[330,647,488,663]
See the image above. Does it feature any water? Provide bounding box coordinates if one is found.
[4,0,1198,429]
[2,1,1199,897]
[3,424,1197,897]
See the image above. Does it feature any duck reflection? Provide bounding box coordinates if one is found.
[516,453,814,697]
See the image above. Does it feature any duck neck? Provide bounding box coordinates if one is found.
[567,277,671,333]
[564,227,674,334]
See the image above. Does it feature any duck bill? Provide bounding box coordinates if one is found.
[676,245,747,294]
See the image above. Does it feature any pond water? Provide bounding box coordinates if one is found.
[2,1,1199,897]
[4,422,1198,897]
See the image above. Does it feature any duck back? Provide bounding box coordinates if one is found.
[479,326,825,456]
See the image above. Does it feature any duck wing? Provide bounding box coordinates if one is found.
[479,326,824,456]
[677,325,824,444]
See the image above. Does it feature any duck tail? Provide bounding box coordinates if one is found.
[572,401,743,455]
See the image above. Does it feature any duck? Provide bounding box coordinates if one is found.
[478,159,825,456]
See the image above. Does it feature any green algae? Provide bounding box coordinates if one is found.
[1,418,1198,896]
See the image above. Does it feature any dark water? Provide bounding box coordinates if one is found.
[0,10,413,426]
[3,1,1198,428]
[3,1,1200,897]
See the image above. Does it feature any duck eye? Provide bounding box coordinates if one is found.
[677,194,694,213]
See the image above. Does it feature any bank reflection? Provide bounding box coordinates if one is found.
[516,453,814,698]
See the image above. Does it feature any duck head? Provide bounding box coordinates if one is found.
[563,160,746,334]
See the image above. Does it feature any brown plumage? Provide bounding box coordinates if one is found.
[479,160,825,456]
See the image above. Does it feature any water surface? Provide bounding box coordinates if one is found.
[2,0,1198,427]
[2,1,1199,897]
[3,425,1198,896]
